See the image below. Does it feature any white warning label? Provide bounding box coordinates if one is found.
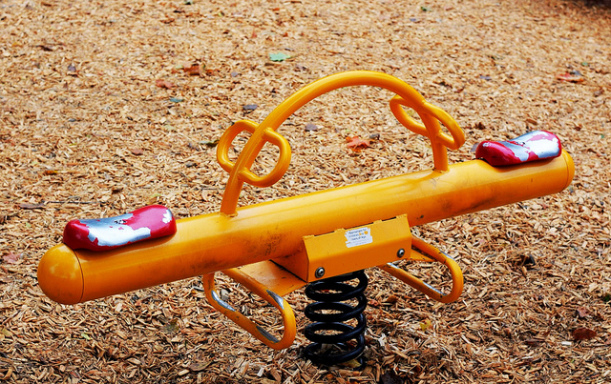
[345,227,373,248]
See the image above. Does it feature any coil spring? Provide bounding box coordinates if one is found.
[303,270,368,365]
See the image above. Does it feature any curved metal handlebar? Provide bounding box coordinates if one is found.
[217,71,466,215]
[202,269,297,350]
[378,237,464,303]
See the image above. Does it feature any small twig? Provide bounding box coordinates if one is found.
[43,200,107,205]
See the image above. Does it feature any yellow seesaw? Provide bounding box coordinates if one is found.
[38,71,574,364]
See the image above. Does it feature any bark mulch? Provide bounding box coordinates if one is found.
[1,0,610,383]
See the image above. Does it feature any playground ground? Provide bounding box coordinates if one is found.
[1,0,610,382]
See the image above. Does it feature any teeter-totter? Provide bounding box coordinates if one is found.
[39,71,574,365]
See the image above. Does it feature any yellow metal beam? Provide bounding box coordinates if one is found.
[38,151,573,305]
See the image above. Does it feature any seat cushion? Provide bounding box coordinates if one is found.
[63,205,176,251]
[475,130,562,166]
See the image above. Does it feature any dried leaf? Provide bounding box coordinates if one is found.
[576,307,590,319]
[162,319,179,334]
[205,68,219,76]
[155,79,176,89]
[199,139,220,148]
[305,123,318,132]
[341,358,361,368]
[572,327,596,341]
[111,185,124,193]
[384,294,398,304]
[556,72,585,83]
[183,64,202,76]
[19,203,45,210]
[419,319,432,331]
[346,136,371,151]
[269,52,291,62]
[2,252,21,264]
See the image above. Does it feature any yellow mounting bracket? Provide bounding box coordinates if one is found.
[272,214,463,303]
[202,264,300,350]
[378,237,464,303]
[274,215,412,282]
[216,70,465,216]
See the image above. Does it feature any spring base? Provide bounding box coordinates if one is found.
[303,270,369,365]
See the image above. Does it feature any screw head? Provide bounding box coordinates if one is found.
[314,267,325,279]
[397,248,406,258]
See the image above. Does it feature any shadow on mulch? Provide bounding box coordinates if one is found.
[571,0,611,8]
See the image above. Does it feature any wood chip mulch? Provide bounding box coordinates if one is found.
[1,0,610,383]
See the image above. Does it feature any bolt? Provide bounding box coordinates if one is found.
[314,267,325,279]
[397,248,405,258]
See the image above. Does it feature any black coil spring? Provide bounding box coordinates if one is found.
[303,270,368,365]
